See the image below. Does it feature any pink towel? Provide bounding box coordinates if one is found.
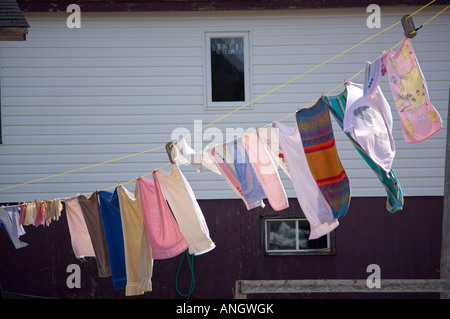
[241,132,289,211]
[65,197,95,258]
[19,204,27,226]
[385,38,442,143]
[33,202,45,227]
[137,176,188,259]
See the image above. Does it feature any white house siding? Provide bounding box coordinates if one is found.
[0,6,448,203]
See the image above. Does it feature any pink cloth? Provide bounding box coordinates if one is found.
[137,176,188,259]
[208,148,248,203]
[241,132,289,211]
[33,202,45,227]
[385,38,442,143]
[19,204,27,226]
[65,197,95,258]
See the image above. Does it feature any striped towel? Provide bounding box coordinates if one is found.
[296,98,350,219]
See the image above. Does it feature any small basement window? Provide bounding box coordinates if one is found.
[204,31,251,109]
[264,218,332,255]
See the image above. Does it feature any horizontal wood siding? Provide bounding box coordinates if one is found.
[0,6,449,202]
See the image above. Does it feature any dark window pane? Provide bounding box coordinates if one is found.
[210,37,245,102]
[298,219,328,250]
[266,220,296,250]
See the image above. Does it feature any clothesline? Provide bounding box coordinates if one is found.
[77,37,409,195]
[1,2,448,298]
[2,31,441,267]
[92,3,450,196]
[0,0,442,198]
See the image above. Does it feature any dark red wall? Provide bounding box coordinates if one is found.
[16,0,447,13]
[0,196,443,299]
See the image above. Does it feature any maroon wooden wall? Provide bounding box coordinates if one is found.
[16,0,444,13]
[0,196,443,299]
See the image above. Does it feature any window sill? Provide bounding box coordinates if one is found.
[264,248,335,256]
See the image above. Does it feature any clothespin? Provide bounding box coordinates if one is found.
[165,141,175,164]
[401,14,422,38]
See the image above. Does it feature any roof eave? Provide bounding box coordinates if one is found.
[0,26,28,41]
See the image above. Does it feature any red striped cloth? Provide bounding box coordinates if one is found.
[296,97,350,219]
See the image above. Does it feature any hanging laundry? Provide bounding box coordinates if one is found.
[229,138,267,209]
[171,138,223,176]
[0,206,28,249]
[170,138,203,173]
[117,184,153,296]
[208,147,251,205]
[274,122,339,239]
[30,200,39,225]
[241,131,289,211]
[296,98,351,219]
[137,176,188,260]
[385,37,442,143]
[64,197,95,259]
[49,198,63,222]
[33,201,46,227]
[257,125,291,179]
[324,87,404,213]
[43,200,52,227]
[19,203,27,226]
[363,56,385,97]
[209,139,266,210]
[344,82,396,174]
[171,136,228,189]
[156,164,215,256]
[21,200,37,226]
[98,189,127,291]
[78,192,112,278]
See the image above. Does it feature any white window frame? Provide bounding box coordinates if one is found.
[264,218,331,255]
[203,31,252,110]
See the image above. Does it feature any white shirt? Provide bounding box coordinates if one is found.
[344,82,395,173]
[274,122,338,240]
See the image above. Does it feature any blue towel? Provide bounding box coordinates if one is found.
[98,189,127,290]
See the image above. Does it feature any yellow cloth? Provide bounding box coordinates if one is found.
[117,184,153,296]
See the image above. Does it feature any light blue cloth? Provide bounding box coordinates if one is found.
[213,138,266,210]
[0,206,28,249]
[232,139,266,208]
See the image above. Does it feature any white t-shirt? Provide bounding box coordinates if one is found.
[274,122,338,240]
[156,164,215,256]
[344,82,395,173]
